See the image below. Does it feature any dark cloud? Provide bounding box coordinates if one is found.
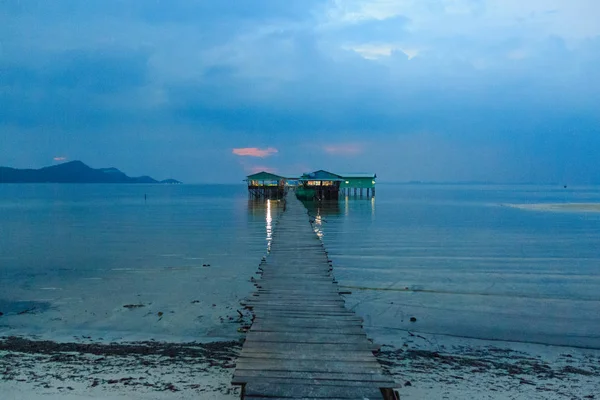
[1,50,151,128]
[44,50,149,93]
[0,0,599,183]
[1,0,322,25]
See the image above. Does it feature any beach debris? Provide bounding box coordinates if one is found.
[0,311,3,317]
[17,307,36,315]
[212,304,216,307]
[519,378,536,385]
[164,383,179,392]
[157,312,163,317]
[404,381,412,386]
[410,317,417,322]
[202,263,211,267]
[123,304,145,309]
[191,300,200,304]
[561,366,595,376]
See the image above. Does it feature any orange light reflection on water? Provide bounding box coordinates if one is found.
[266,199,272,251]
[313,209,324,239]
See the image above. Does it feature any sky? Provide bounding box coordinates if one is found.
[1,0,599,183]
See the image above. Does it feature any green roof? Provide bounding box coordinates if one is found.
[339,173,377,179]
[246,171,285,180]
[300,170,344,181]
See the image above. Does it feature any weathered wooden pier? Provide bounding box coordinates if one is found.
[233,194,396,399]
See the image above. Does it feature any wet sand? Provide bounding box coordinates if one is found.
[1,336,242,399]
[2,331,599,399]
[377,331,600,399]
[505,203,600,213]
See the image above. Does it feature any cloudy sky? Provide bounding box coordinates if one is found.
[1,0,599,183]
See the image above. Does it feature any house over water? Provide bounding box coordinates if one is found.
[245,171,286,199]
[245,170,376,200]
[297,170,344,201]
[340,173,377,197]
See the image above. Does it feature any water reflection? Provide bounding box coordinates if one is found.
[371,196,376,217]
[302,200,341,217]
[300,200,341,239]
[266,199,272,251]
[313,213,323,239]
[345,196,349,216]
[247,198,267,216]
[247,198,280,252]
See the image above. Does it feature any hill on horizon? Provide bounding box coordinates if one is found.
[0,161,181,184]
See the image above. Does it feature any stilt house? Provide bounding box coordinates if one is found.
[297,170,343,200]
[246,171,286,199]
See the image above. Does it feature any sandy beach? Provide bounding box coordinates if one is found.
[378,331,600,399]
[505,203,600,213]
[1,336,241,400]
[3,329,599,399]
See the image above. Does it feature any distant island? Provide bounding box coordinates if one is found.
[0,161,181,184]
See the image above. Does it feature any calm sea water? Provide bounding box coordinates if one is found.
[0,184,283,341]
[308,184,600,349]
[1,184,599,347]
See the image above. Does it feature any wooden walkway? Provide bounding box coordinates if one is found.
[233,195,397,399]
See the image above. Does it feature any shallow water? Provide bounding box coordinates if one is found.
[0,184,282,341]
[1,184,599,348]
[307,184,600,349]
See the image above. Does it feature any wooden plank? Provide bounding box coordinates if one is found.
[256,275,333,279]
[235,362,382,375]
[240,342,379,353]
[239,350,379,362]
[251,293,340,297]
[251,311,358,318]
[250,306,351,313]
[255,290,344,297]
[252,317,363,325]
[244,332,370,345]
[251,319,363,328]
[244,382,383,398]
[233,370,394,384]
[235,376,393,388]
[255,279,338,285]
[245,397,376,400]
[250,324,364,335]
[245,299,345,305]
[251,298,345,304]
[249,302,349,309]
[244,301,346,308]
[251,312,363,321]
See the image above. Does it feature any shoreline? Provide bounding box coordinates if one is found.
[2,332,599,399]
[1,335,242,399]
[376,330,600,399]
